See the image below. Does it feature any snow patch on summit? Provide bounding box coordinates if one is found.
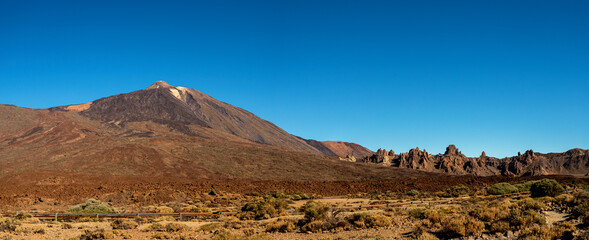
[169,88,182,100]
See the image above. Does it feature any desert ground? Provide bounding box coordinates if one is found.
[1,178,589,240]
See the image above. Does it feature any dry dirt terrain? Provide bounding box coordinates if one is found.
[1,179,588,240]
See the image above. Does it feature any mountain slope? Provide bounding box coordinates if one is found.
[0,82,414,182]
[55,81,331,155]
[0,104,436,182]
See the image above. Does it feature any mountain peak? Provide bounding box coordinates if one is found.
[146,81,174,90]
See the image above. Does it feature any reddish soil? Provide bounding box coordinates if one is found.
[1,173,586,210]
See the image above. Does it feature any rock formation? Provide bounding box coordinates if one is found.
[359,145,589,176]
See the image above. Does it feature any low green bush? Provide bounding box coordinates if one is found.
[407,190,420,197]
[514,180,540,192]
[299,201,330,222]
[444,185,470,197]
[530,179,564,198]
[487,182,518,195]
[239,198,289,220]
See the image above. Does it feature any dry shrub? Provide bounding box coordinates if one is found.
[62,223,73,229]
[470,206,500,222]
[409,208,442,224]
[407,190,420,197]
[165,223,188,232]
[239,198,289,220]
[151,232,171,239]
[444,185,470,197]
[144,206,175,213]
[149,222,188,232]
[572,191,589,225]
[520,198,546,211]
[243,228,255,236]
[577,231,589,240]
[265,219,295,233]
[79,229,115,240]
[15,226,45,234]
[0,218,20,232]
[223,216,243,229]
[518,225,552,240]
[135,217,149,224]
[153,216,176,222]
[0,232,11,240]
[14,213,40,224]
[33,226,45,234]
[69,199,116,214]
[347,212,391,229]
[199,223,220,232]
[554,194,575,206]
[175,234,198,240]
[297,201,349,232]
[211,229,241,240]
[440,215,484,238]
[509,208,545,230]
[117,231,132,239]
[299,201,330,222]
[416,231,439,240]
[300,220,326,233]
[111,219,138,230]
[489,221,510,233]
[365,214,391,228]
[550,222,576,239]
[180,204,210,213]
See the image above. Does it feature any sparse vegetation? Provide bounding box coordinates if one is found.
[143,205,175,213]
[68,199,116,214]
[199,223,221,232]
[265,219,295,233]
[149,222,188,232]
[79,229,114,239]
[440,214,484,238]
[111,219,138,230]
[1,180,588,239]
[0,218,20,232]
[443,184,470,197]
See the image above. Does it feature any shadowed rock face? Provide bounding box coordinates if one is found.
[360,145,589,176]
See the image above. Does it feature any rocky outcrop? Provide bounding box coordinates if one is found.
[359,145,589,177]
[362,148,395,165]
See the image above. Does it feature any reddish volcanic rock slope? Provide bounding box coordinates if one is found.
[320,141,374,159]
[56,81,325,155]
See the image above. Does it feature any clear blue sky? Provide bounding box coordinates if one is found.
[1,1,588,157]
